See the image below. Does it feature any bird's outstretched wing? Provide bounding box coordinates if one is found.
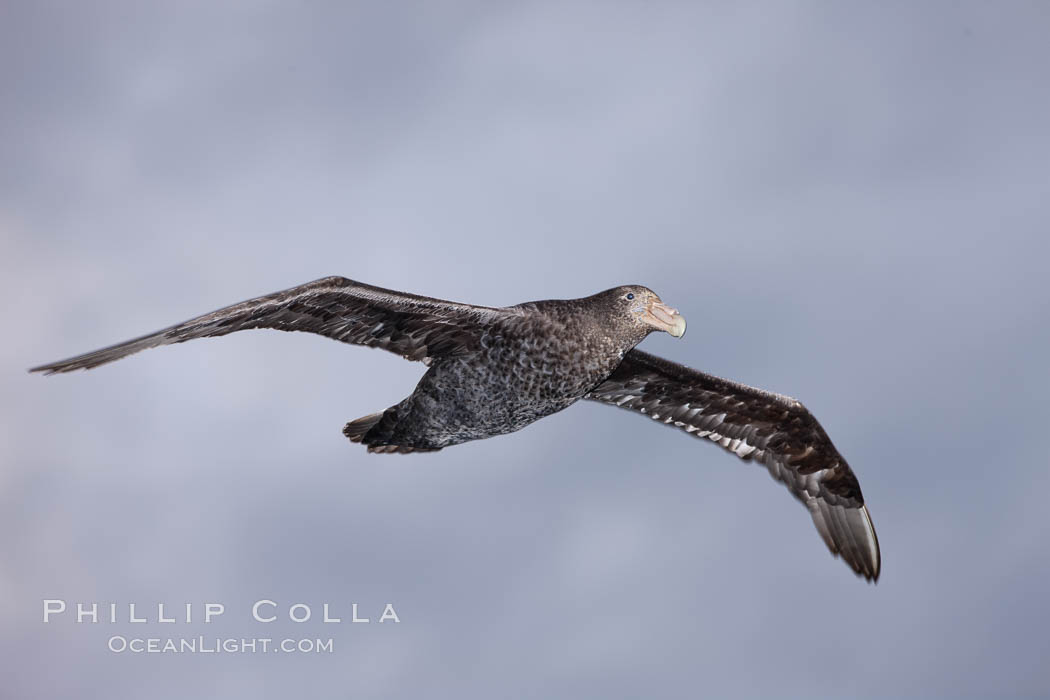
[30,276,509,374]
[586,349,880,581]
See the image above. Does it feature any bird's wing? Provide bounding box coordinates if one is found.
[585,349,880,581]
[30,276,511,374]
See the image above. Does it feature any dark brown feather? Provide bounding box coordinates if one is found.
[28,276,508,374]
[586,349,881,581]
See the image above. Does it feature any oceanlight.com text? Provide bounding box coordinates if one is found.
[107,636,334,654]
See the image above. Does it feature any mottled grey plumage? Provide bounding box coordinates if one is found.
[30,276,880,581]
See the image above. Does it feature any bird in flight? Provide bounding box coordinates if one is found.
[31,276,880,581]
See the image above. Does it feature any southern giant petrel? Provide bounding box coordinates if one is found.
[31,276,881,581]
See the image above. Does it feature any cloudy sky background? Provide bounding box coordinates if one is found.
[2,1,1048,697]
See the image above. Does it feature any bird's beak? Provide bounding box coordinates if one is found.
[644,300,687,338]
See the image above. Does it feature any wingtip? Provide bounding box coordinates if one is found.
[27,363,62,375]
[859,504,882,583]
[27,360,95,375]
[809,500,881,583]
[844,504,881,583]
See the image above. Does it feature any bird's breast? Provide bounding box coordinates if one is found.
[471,323,623,402]
[404,323,626,445]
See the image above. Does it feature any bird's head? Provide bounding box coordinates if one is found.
[598,285,687,339]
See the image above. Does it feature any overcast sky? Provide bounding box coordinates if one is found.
[2,1,1048,698]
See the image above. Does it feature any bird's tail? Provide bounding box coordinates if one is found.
[343,411,385,443]
[342,406,441,454]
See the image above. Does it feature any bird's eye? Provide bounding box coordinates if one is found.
[625,293,635,300]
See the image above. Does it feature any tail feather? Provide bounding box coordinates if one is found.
[342,411,385,443]
[343,408,441,454]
